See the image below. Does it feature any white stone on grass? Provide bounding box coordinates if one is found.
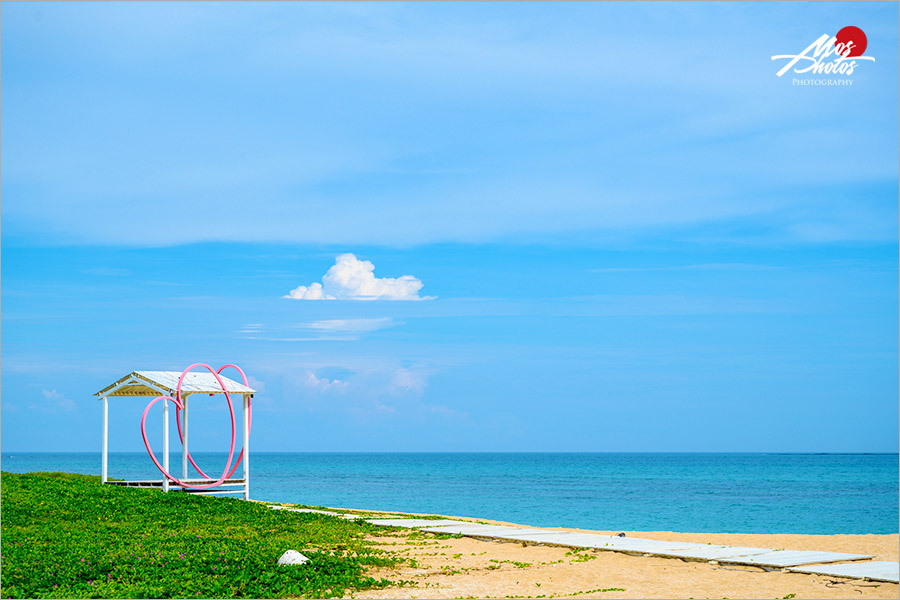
[278,550,310,566]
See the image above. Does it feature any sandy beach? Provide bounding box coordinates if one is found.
[337,511,899,599]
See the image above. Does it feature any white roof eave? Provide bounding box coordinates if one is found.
[96,370,256,398]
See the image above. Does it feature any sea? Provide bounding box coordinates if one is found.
[2,452,897,535]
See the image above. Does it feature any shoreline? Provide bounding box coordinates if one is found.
[8,452,897,536]
[322,504,900,546]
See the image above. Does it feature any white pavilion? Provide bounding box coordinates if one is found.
[95,370,255,499]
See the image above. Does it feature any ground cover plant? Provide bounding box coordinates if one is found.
[1,472,398,598]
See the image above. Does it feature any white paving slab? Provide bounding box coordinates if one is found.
[366,518,474,528]
[492,531,628,549]
[492,531,611,544]
[660,545,776,560]
[719,550,873,568]
[788,561,899,584]
[421,524,542,536]
[494,531,708,554]
[587,538,712,554]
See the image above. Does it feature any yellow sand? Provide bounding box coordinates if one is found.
[335,510,899,599]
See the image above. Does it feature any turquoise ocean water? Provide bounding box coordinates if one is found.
[3,452,897,534]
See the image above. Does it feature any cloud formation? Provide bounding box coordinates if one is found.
[285,254,434,301]
[33,389,77,413]
[236,319,394,341]
[303,372,350,393]
[303,318,395,333]
[297,365,445,418]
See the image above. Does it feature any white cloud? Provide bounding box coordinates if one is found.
[428,403,469,418]
[296,365,436,415]
[239,318,396,342]
[389,368,428,395]
[285,254,434,301]
[374,400,398,414]
[246,375,266,393]
[302,318,395,333]
[303,371,350,392]
[33,389,77,413]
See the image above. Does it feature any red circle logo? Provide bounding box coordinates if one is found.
[835,26,867,57]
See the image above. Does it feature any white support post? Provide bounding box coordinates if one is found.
[101,397,109,484]
[243,395,250,500]
[182,395,189,479]
[163,398,170,493]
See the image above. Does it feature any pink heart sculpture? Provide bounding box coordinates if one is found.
[140,363,253,490]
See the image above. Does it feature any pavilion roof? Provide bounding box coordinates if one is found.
[95,371,255,398]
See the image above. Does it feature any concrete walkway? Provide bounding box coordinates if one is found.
[265,505,899,584]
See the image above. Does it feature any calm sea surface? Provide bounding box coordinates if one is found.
[3,452,897,534]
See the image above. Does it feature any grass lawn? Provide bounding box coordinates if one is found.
[1,472,400,598]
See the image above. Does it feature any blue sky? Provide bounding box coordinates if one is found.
[2,2,897,454]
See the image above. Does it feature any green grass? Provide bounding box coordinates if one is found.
[564,549,597,563]
[1,472,399,598]
[488,559,531,569]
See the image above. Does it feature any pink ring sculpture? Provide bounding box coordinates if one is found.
[175,364,254,480]
[140,363,253,490]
